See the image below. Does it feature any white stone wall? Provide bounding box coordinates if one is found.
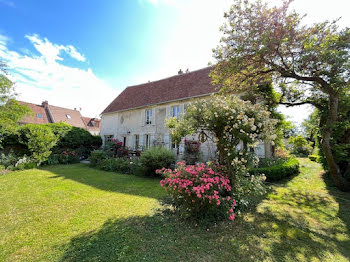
[100,96,270,161]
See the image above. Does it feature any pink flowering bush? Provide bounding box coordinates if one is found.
[157,161,236,221]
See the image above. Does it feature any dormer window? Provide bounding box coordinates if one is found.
[37,113,43,118]
[66,114,72,119]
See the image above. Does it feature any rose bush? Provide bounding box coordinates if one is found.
[158,162,237,221]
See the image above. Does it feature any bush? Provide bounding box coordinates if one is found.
[0,151,18,168]
[0,165,5,170]
[249,158,300,181]
[157,162,237,221]
[18,124,58,164]
[288,135,313,157]
[258,157,288,168]
[97,158,132,173]
[49,123,102,159]
[140,147,176,177]
[90,150,108,167]
[308,154,320,162]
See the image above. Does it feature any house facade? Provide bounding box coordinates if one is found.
[18,100,101,135]
[100,67,271,160]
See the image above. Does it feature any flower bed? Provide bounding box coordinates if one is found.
[158,162,236,221]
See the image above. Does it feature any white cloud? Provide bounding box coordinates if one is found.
[0,34,116,118]
[25,34,86,62]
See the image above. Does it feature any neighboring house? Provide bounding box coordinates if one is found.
[18,100,100,135]
[100,67,271,160]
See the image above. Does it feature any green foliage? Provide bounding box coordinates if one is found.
[18,124,58,164]
[140,147,176,177]
[48,123,102,158]
[258,157,288,168]
[212,0,350,190]
[308,155,320,162]
[97,158,134,174]
[250,158,300,182]
[0,99,33,147]
[0,151,18,168]
[288,135,313,157]
[90,150,108,167]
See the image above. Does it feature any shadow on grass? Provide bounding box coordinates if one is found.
[41,164,165,200]
[59,189,350,262]
[322,172,350,241]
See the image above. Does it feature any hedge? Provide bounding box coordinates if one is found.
[308,155,320,162]
[249,158,300,182]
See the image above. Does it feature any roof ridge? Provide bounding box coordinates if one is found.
[125,66,213,89]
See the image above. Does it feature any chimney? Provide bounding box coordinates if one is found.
[42,100,48,108]
[185,68,190,73]
[178,69,183,75]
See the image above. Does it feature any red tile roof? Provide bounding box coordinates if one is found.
[102,67,216,114]
[18,101,51,124]
[17,101,99,133]
[48,104,86,128]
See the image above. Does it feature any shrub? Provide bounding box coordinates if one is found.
[18,124,58,164]
[288,135,313,157]
[0,151,18,168]
[14,155,37,170]
[49,123,102,158]
[90,150,108,167]
[249,158,300,181]
[0,165,5,170]
[258,157,288,168]
[308,154,320,162]
[158,162,237,221]
[97,158,132,173]
[140,147,176,177]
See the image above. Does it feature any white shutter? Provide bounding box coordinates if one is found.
[165,106,171,118]
[152,108,156,125]
[180,104,185,117]
[141,110,145,126]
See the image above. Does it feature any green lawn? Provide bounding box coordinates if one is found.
[0,159,349,261]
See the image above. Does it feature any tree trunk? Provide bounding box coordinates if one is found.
[320,93,350,191]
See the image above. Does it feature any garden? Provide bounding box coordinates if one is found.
[0,0,349,261]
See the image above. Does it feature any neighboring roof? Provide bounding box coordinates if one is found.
[17,101,99,132]
[18,101,51,124]
[82,117,101,133]
[102,67,215,114]
[48,104,86,129]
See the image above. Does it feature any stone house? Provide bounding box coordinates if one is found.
[100,67,271,160]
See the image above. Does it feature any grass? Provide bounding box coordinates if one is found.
[0,159,349,261]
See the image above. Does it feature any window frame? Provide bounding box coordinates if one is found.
[171,105,180,118]
[145,109,152,125]
[104,135,114,144]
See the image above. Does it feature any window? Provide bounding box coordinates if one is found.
[145,109,152,125]
[135,134,139,149]
[122,136,126,147]
[37,113,43,118]
[171,105,180,118]
[66,114,72,119]
[145,134,150,149]
[104,135,114,144]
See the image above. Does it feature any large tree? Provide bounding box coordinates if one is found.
[212,0,350,191]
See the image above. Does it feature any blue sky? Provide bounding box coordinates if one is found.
[0,0,349,122]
